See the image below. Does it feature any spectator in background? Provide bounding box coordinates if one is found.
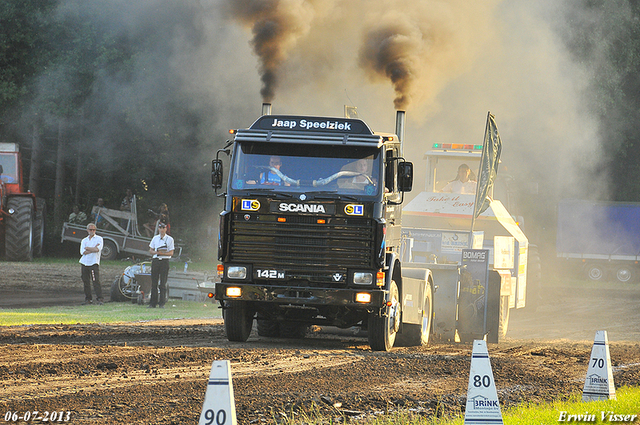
[143,212,158,237]
[158,203,170,234]
[68,205,87,225]
[79,223,104,305]
[148,222,174,308]
[119,188,134,232]
[120,188,134,212]
[91,198,109,229]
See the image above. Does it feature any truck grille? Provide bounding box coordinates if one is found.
[229,214,375,285]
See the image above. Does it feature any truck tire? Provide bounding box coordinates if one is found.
[223,300,253,342]
[33,198,46,257]
[585,263,606,281]
[5,197,35,262]
[615,265,636,283]
[279,323,308,339]
[368,280,400,351]
[257,319,280,337]
[101,239,118,261]
[395,281,433,347]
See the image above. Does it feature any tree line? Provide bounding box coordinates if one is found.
[0,1,223,259]
[1,0,640,259]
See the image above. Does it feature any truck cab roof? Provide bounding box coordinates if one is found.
[235,115,398,148]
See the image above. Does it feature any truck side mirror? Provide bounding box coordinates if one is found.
[212,159,224,189]
[398,161,413,192]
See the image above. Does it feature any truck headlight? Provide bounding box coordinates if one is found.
[227,266,247,279]
[355,292,372,303]
[353,272,373,285]
[226,287,242,297]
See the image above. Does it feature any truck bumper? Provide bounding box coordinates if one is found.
[215,283,386,308]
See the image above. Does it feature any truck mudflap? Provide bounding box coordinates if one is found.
[215,283,386,308]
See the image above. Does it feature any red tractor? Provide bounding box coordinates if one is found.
[0,143,45,261]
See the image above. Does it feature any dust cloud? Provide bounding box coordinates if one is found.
[15,0,631,287]
[219,0,605,228]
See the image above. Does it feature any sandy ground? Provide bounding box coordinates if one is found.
[1,261,639,424]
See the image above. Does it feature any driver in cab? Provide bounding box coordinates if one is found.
[246,155,290,186]
[259,156,285,185]
[441,163,477,194]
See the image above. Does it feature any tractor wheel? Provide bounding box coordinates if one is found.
[101,239,118,261]
[368,280,400,351]
[396,281,433,347]
[32,198,46,257]
[223,300,253,342]
[5,197,35,262]
[257,319,280,337]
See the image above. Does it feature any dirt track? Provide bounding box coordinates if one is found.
[1,261,640,424]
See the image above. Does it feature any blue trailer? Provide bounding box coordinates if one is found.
[556,199,640,282]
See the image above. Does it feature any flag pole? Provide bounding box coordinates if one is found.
[469,111,491,246]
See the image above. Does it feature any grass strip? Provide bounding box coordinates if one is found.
[0,299,222,326]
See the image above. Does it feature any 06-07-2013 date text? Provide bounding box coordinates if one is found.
[4,411,71,422]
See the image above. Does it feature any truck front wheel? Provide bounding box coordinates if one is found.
[368,280,400,351]
[5,197,34,262]
[223,300,254,342]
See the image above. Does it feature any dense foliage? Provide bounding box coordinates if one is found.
[561,0,640,201]
[0,1,222,259]
[1,1,640,259]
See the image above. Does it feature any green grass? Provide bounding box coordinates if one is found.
[282,387,640,424]
[0,299,222,327]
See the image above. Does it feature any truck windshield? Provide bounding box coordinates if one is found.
[0,153,18,184]
[230,142,381,196]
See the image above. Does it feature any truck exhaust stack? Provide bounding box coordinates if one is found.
[262,103,272,116]
[395,110,406,148]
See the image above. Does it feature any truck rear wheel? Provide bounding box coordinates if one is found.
[396,281,433,347]
[5,197,34,262]
[368,280,400,351]
[223,300,253,342]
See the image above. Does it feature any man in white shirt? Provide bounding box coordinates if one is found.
[441,163,477,194]
[148,222,175,308]
[79,223,104,305]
